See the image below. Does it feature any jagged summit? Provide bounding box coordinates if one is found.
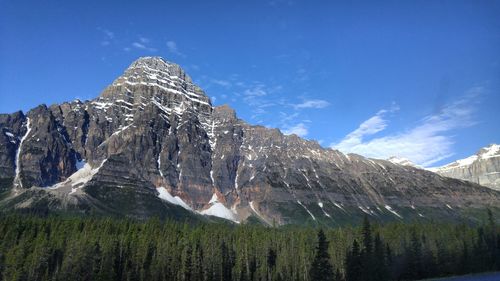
[387,156,417,167]
[125,56,195,84]
[477,144,500,158]
[429,143,500,191]
[1,57,499,225]
[88,56,213,141]
[432,144,500,171]
[101,56,210,106]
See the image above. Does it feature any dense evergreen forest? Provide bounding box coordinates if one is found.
[0,211,499,281]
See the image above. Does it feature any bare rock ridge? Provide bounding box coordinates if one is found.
[429,144,500,191]
[1,56,499,225]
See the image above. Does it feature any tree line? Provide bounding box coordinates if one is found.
[0,211,498,281]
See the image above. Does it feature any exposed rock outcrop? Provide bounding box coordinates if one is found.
[429,144,500,191]
[1,57,499,224]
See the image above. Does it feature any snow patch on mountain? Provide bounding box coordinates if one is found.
[384,205,403,219]
[200,193,238,222]
[157,187,192,210]
[14,118,31,189]
[50,159,107,193]
[429,144,500,172]
[387,156,417,167]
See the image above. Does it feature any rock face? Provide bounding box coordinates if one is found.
[1,57,499,224]
[429,144,500,191]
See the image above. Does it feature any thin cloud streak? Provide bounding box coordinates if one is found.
[283,123,308,137]
[97,27,114,47]
[166,41,185,57]
[293,99,330,109]
[131,40,157,52]
[331,88,482,167]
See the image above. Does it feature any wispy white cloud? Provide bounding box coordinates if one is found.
[244,85,268,98]
[293,99,330,109]
[130,39,157,52]
[242,84,282,119]
[211,79,231,88]
[97,27,114,47]
[283,123,308,137]
[331,88,482,167]
[132,42,147,49]
[100,28,114,39]
[166,41,185,57]
[123,37,157,52]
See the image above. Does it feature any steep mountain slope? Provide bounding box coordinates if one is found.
[1,57,499,225]
[429,144,500,191]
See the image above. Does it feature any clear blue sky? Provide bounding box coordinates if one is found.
[1,0,499,167]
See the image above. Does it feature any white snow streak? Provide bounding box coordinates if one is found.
[49,159,107,192]
[384,205,403,218]
[14,118,31,188]
[200,193,238,222]
[297,200,316,221]
[157,187,192,210]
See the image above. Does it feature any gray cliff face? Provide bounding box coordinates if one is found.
[1,56,499,224]
[430,144,500,191]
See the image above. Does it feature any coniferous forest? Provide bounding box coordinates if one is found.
[0,211,499,281]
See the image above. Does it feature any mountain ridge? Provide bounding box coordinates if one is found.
[1,57,499,225]
[429,144,500,191]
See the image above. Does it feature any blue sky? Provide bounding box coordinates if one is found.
[1,0,499,167]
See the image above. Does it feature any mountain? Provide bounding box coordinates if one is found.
[1,57,499,225]
[387,156,418,168]
[429,144,500,191]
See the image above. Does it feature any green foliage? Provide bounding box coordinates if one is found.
[309,229,335,281]
[0,211,498,281]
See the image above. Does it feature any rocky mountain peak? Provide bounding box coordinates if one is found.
[213,105,237,122]
[125,56,194,84]
[387,156,417,167]
[429,143,500,191]
[102,56,208,103]
[477,144,500,158]
[89,57,213,137]
[1,57,499,225]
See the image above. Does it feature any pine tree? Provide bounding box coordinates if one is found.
[372,233,389,281]
[181,244,192,281]
[309,229,335,281]
[360,215,375,281]
[406,228,423,279]
[221,241,232,281]
[267,247,277,280]
[345,239,362,281]
[361,216,373,254]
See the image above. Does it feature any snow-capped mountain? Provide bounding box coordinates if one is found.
[0,57,499,225]
[387,156,418,167]
[429,144,500,191]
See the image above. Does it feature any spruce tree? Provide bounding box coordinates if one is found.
[407,228,423,279]
[345,240,362,281]
[360,215,375,281]
[372,233,389,281]
[309,229,335,281]
[361,215,373,254]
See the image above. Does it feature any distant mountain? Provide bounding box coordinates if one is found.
[429,144,500,191]
[387,156,418,168]
[1,57,498,225]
